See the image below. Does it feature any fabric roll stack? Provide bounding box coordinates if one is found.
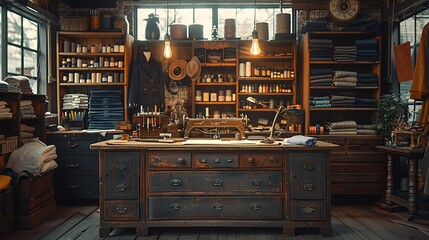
[256,22,269,40]
[62,93,89,110]
[0,101,12,118]
[331,94,356,108]
[355,39,378,61]
[310,96,331,108]
[332,71,357,87]
[20,123,36,143]
[326,120,358,135]
[170,24,187,40]
[0,79,9,91]
[357,124,377,135]
[224,48,236,63]
[189,24,204,40]
[334,45,357,61]
[224,18,236,39]
[309,39,333,61]
[357,73,378,86]
[310,68,333,86]
[88,90,123,130]
[4,76,33,94]
[20,100,36,118]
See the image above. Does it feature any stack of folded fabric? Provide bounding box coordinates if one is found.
[341,19,380,33]
[326,120,358,135]
[310,68,333,86]
[334,45,357,61]
[4,76,33,93]
[355,39,378,61]
[207,50,223,63]
[332,71,357,87]
[331,94,355,107]
[301,21,329,34]
[6,139,58,175]
[194,48,205,63]
[310,95,331,108]
[20,100,36,118]
[88,90,123,130]
[224,48,236,63]
[20,123,36,143]
[355,97,377,108]
[0,101,12,118]
[309,39,333,61]
[0,79,9,91]
[357,124,377,135]
[62,93,89,110]
[357,73,378,86]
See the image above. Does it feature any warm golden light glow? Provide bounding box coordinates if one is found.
[164,34,172,59]
[250,30,261,55]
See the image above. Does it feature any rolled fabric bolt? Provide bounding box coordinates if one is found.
[245,61,252,77]
[239,63,245,77]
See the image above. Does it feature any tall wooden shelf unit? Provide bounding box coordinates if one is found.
[56,31,133,128]
[301,31,384,194]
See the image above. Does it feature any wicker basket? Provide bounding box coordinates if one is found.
[60,16,89,31]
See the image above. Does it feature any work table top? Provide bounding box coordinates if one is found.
[91,138,338,151]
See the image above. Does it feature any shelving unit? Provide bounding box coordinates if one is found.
[301,31,384,195]
[56,31,133,129]
[21,94,46,142]
[0,92,20,158]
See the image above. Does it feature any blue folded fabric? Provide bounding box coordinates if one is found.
[285,135,317,147]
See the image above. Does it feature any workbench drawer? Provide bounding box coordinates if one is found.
[148,171,282,193]
[104,200,139,221]
[193,153,239,168]
[55,155,98,176]
[240,152,283,168]
[147,152,191,168]
[54,175,99,199]
[47,133,109,155]
[148,196,282,220]
[291,200,326,221]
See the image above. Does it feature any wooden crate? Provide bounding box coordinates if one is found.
[0,186,13,235]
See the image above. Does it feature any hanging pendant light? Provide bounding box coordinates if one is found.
[164,0,172,59]
[250,0,261,55]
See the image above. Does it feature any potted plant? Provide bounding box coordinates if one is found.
[375,93,404,141]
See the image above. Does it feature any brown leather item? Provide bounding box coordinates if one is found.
[394,41,413,82]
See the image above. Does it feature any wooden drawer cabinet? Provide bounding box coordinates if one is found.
[148,196,283,220]
[46,132,116,200]
[315,135,385,194]
[93,142,336,238]
[148,171,282,193]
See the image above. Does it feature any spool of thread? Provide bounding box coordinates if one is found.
[218,90,225,101]
[195,90,202,102]
[239,63,246,77]
[225,89,232,101]
[74,73,80,83]
[245,62,252,77]
[256,22,269,40]
[276,13,291,34]
[71,42,76,52]
[224,18,236,39]
[63,40,70,52]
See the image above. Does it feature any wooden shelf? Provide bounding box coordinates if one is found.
[238,108,277,112]
[309,60,380,65]
[238,77,294,81]
[59,53,124,57]
[59,82,125,86]
[310,86,378,90]
[238,93,294,96]
[200,63,236,67]
[59,67,125,71]
[309,108,377,111]
[195,82,236,86]
[239,56,294,61]
[195,102,236,105]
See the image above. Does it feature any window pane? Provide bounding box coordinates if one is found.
[24,50,38,77]
[8,11,21,45]
[7,45,22,74]
[137,8,212,41]
[23,18,38,50]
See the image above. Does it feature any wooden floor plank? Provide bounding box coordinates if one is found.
[333,208,383,240]
[331,217,363,240]
[57,206,100,240]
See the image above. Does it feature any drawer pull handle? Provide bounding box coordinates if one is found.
[153,157,161,162]
[269,157,278,163]
[116,164,127,171]
[212,179,223,186]
[200,158,207,163]
[247,157,255,164]
[227,159,233,163]
[65,184,79,189]
[212,203,223,211]
[251,179,262,186]
[116,184,128,192]
[303,183,315,191]
[214,158,220,163]
[302,207,315,214]
[250,203,261,211]
[171,179,182,186]
[116,207,128,214]
[65,163,80,168]
[177,157,185,164]
[67,141,78,148]
[170,203,181,211]
[303,164,314,170]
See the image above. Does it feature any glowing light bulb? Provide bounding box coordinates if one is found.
[250,29,261,55]
[164,34,172,59]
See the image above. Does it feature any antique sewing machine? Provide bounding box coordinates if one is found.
[184,118,246,139]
